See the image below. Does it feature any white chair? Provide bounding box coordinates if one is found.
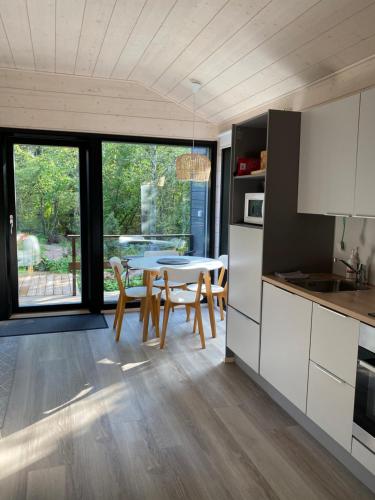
[109,257,160,342]
[143,250,186,288]
[142,249,188,319]
[187,255,228,322]
[159,267,207,349]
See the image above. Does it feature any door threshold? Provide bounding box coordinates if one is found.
[11,309,91,319]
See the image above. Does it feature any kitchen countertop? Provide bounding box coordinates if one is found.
[263,274,375,328]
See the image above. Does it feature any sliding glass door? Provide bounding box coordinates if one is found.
[0,131,214,318]
[9,143,84,309]
[102,141,211,303]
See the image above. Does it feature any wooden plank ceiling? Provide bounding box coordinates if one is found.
[0,0,374,126]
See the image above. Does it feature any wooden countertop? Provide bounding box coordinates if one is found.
[263,274,375,328]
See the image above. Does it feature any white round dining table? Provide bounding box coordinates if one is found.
[128,255,223,272]
[128,255,223,339]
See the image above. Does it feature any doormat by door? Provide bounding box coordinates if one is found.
[0,314,108,338]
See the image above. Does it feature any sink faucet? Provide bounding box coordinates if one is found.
[333,257,365,284]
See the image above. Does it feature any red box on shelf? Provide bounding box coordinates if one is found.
[236,157,260,176]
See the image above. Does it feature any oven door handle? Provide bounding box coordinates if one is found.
[358,360,375,374]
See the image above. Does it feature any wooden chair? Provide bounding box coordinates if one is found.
[109,257,161,342]
[187,255,228,332]
[142,250,188,318]
[143,250,186,289]
[159,266,207,349]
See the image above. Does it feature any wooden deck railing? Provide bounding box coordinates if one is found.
[66,233,193,296]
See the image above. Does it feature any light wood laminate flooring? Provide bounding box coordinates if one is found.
[0,307,372,500]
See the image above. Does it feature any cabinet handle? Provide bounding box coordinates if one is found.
[313,363,344,384]
[358,360,375,374]
[317,304,346,319]
[353,214,375,219]
[325,212,351,217]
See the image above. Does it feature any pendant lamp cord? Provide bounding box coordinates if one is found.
[192,90,196,154]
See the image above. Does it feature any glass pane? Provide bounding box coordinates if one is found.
[102,142,210,303]
[14,144,81,307]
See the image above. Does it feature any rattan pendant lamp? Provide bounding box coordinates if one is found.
[176,80,211,182]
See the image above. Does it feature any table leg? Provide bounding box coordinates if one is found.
[205,272,216,338]
[142,270,159,341]
[142,271,151,342]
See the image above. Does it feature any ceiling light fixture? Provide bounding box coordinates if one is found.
[176,80,211,182]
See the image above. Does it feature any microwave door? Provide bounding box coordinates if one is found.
[248,200,263,218]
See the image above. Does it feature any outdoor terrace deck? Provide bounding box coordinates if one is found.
[18,271,81,307]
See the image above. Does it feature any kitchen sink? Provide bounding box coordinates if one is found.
[285,278,370,293]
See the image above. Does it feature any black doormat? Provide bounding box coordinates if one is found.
[0,314,108,337]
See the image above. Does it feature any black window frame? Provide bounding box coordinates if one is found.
[0,127,217,319]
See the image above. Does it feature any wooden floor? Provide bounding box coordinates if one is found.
[0,307,372,500]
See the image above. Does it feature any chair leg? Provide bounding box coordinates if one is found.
[115,298,126,342]
[219,295,225,321]
[205,275,216,338]
[185,305,190,322]
[160,302,171,349]
[151,296,160,338]
[139,298,145,322]
[113,295,121,329]
[157,293,161,325]
[151,299,156,327]
[196,305,206,349]
[193,311,198,334]
[142,297,151,343]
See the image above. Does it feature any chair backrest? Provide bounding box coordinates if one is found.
[159,266,206,284]
[218,255,228,287]
[143,250,178,256]
[161,266,207,302]
[109,257,125,295]
[218,255,228,269]
[109,256,124,274]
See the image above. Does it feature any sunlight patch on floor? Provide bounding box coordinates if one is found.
[97,358,119,365]
[43,385,93,415]
[0,382,125,481]
[121,360,150,372]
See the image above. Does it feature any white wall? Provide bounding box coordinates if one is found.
[333,217,375,284]
[0,69,218,140]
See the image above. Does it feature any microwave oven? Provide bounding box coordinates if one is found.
[244,193,264,225]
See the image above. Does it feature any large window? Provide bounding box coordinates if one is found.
[102,141,210,303]
[0,130,214,319]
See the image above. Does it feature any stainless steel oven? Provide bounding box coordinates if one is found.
[353,323,375,453]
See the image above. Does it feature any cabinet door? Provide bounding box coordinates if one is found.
[227,306,260,372]
[298,95,359,216]
[310,303,359,386]
[228,225,263,322]
[307,361,355,451]
[354,87,375,217]
[260,283,312,412]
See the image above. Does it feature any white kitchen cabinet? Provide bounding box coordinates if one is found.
[310,303,359,387]
[307,361,355,451]
[354,87,375,217]
[260,283,312,412]
[228,225,263,322]
[226,305,260,372]
[298,94,360,216]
